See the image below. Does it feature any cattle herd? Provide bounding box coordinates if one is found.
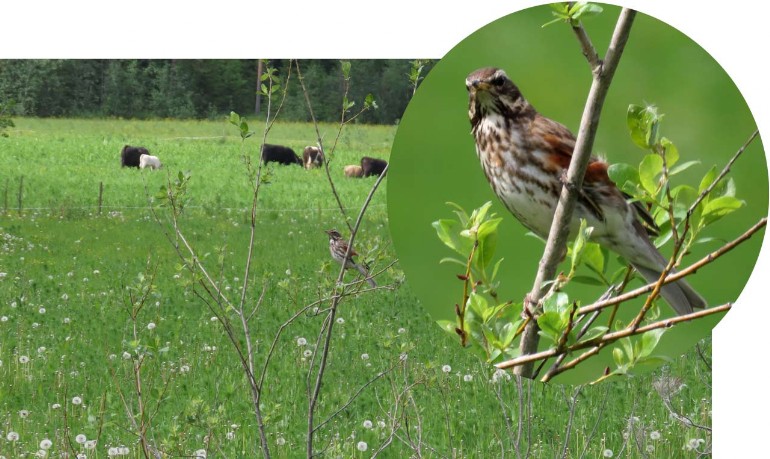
[120,143,387,178]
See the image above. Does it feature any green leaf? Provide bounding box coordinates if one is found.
[698,165,718,195]
[701,196,744,225]
[660,137,679,168]
[639,329,665,358]
[612,347,625,366]
[543,292,570,315]
[537,312,565,343]
[228,111,240,126]
[639,154,663,195]
[627,104,661,149]
[571,275,605,286]
[438,257,465,267]
[467,292,488,318]
[582,242,604,274]
[608,163,640,192]
[580,326,608,342]
[432,219,474,257]
[340,60,352,79]
[669,160,700,176]
[571,2,603,20]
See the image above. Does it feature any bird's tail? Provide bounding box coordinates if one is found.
[354,263,377,288]
[632,264,706,316]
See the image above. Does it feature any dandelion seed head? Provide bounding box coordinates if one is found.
[442,365,452,373]
[357,441,368,452]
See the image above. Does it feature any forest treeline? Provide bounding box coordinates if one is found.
[0,59,433,124]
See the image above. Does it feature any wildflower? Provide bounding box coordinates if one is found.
[19,355,30,364]
[72,396,83,405]
[37,347,46,354]
[180,365,190,374]
[122,352,131,360]
[61,293,69,301]
[491,369,511,383]
[6,431,19,441]
[398,327,406,334]
[603,449,613,458]
[650,431,661,440]
[399,353,408,362]
[361,353,369,360]
[378,420,386,429]
[85,440,97,449]
[442,365,452,373]
[297,337,307,346]
[276,437,286,446]
[52,403,61,410]
[336,317,345,325]
[76,434,87,444]
[1,316,7,322]
[108,447,118,457]
[147,322,156,331]
[357,441,368,452]
[194,449,207,458]
[39,307,46,314]
[363,420,373,429]
[226,431,235,440]
[40,439,52,449]
[303,349,313,358]
[63,317,71,324]
[464,374,473,382]
[19,409,30,418]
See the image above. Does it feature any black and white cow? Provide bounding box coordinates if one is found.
[302,146,324,170]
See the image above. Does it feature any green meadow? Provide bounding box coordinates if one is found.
[1,117,711,458]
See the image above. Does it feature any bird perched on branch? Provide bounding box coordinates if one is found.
[465,67,706,315]
[325,229,377,288]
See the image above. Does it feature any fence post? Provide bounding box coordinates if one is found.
[17,175,23,215]
[98,181,104,215]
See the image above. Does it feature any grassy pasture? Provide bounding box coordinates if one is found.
[0,117,710,458]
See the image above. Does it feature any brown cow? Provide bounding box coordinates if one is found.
[302,146,324,170]
[343,165,364,178]
[360,157,388,177]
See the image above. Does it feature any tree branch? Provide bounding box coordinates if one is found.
[516,8,637,378]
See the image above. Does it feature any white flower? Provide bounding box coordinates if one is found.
[180,365,190,374]
[303,349,313,358]
[93,270,100,275]
[442,365,452,373]
[398,327,406,334]
[76,434,87,444]
[122,351,132,360]
[35,449,47,458]
[72,396,83,405]
[85,440,97,449]
[194,449,207,458]
[119,446,129,455]
[52,403,61,410]
[363,420,373,429]
[210,316,218,322]
[1,316,7,322]
[361,353,369,360]
[357,441,368,452]
[63,317,71,324]
[336,317,345,325]
[378,420,386,429]
[297,337,307,346]
[463,374,473,382]
[19,409,30,418]
[492,369,511,383]
[108,447,118,456]
[226,431,235,440]
[603,449,613,458]
[77,454,87,459]
[19,355,30,364]
[61,293,69,301]
[276,436,286,446]
[38,307,46,314]
[399,353,408,362]
[147,322,156,330]
[40,439,53,449]
[285,269,291,276]
[650,431,661,440]
[37,346,46,354]
[6,431,19,441]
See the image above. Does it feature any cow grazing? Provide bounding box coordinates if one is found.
[343,165,363,178]
[261,144,302,166]
[139,154,162,170]
[360,157,388,177]
[121,145,149,168]
[302,146,324,170]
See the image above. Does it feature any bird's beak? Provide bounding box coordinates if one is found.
[323,229,332,235]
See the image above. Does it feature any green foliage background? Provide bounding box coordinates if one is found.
[388,4,767,383]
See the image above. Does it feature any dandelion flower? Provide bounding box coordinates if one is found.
[464,374,473,382]
[1,316,7,322]
[85,440,97,449]
[336,317,345,325]
[297,337,307,346]
[276,437,286,446]
[122,352,131,360]
[442,365,452,373]
[40,439,52,449]
[19,355,30,364]
[52,403,61,409]
[650,431,661,440]
[19,409,30,418]
[226,431,235,440]
[76,434,87,444]
[378,420,386,429]
[603,449,613,458]
[194,449,206,458]
[147,322,156,331]
[303,349,313,358]
[72,396,83,405]
[398,327,406,334]
[6,431,19,441]
[361,353,369,360]
[357,441,368,452]
[363,420,373,429]
[39,307,46,314]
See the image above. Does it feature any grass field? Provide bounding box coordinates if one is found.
[1,117,711,458]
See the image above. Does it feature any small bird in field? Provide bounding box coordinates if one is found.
[325,229,377,288]
[465,67,706,315]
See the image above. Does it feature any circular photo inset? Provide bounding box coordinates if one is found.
[388,3,767,384]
